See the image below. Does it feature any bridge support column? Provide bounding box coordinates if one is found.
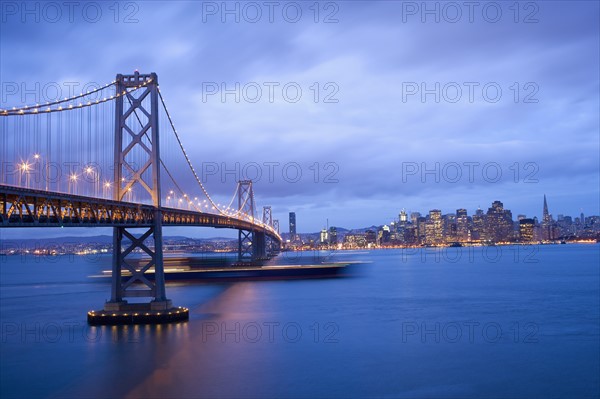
[89,221,187,324]
[238,230,269,262]
[268,219,281,257]
[253,231,267,260]
[267,237,281,257]
[104,224,171,308]
[238,229,253,262]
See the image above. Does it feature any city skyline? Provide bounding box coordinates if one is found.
[298,194,600,239]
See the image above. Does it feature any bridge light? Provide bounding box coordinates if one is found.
[33,154,40,160]
[20,162,31,172]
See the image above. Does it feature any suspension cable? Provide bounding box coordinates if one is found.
[0,80,118,115]
[157,88,229,216]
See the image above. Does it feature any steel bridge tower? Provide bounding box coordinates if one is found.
[262,206,279,256]
[237,180,258,261]
[101,72,182,319]
[236,180,270,262]
[271,218,281,255]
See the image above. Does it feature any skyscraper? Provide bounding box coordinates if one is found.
[456,209,467,218]
[541,195,556,241]
[416,216,426,243]
[329,227,338,246]
[456,209,469,242]
[410,212,421,225]
[443,213,457,243]
[485,201,513,242]
[472,208,485,241]
[399,210,407,223]
[320,228,328,244]
[426,209,443,244]
[543,194,551,223]
[519,218,535,242]
[289,212,296,238]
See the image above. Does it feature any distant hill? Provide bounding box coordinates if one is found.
[0,227,387,247]
[345,225,382,234]
[0,235,114,245]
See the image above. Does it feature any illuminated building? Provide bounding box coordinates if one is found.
[320,229,328,244]
[541,195,557,241]
[289,212,296,239]
[485,201,514,242]
[456,209,469,242]
[399,210,407,224]
[472,208,485,241]
[365,230,376,244]
[329,227,338,245]
[425,210,443,244]
[519,218,535,242]
[443,213,457,243]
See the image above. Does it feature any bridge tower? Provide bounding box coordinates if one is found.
[237,180,256,261]
[90,72,187,324]
[271,219,281,255]
[262,206,276,256]
[236,180,268,262]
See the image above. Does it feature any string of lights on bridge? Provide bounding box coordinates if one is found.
[0,80,146,115]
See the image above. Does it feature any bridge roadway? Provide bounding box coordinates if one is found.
[0,184,281,243]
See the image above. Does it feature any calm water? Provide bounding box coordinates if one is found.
[1,245,598,398]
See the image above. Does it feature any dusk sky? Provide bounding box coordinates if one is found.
[1,1,599,238]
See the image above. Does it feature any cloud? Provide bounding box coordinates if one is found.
[1,1,598,233]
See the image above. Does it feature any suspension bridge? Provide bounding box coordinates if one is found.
[0,72,282,324]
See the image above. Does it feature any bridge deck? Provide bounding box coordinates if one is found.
[0,185,281,242]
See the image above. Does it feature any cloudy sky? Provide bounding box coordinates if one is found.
[1,1,598,237]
